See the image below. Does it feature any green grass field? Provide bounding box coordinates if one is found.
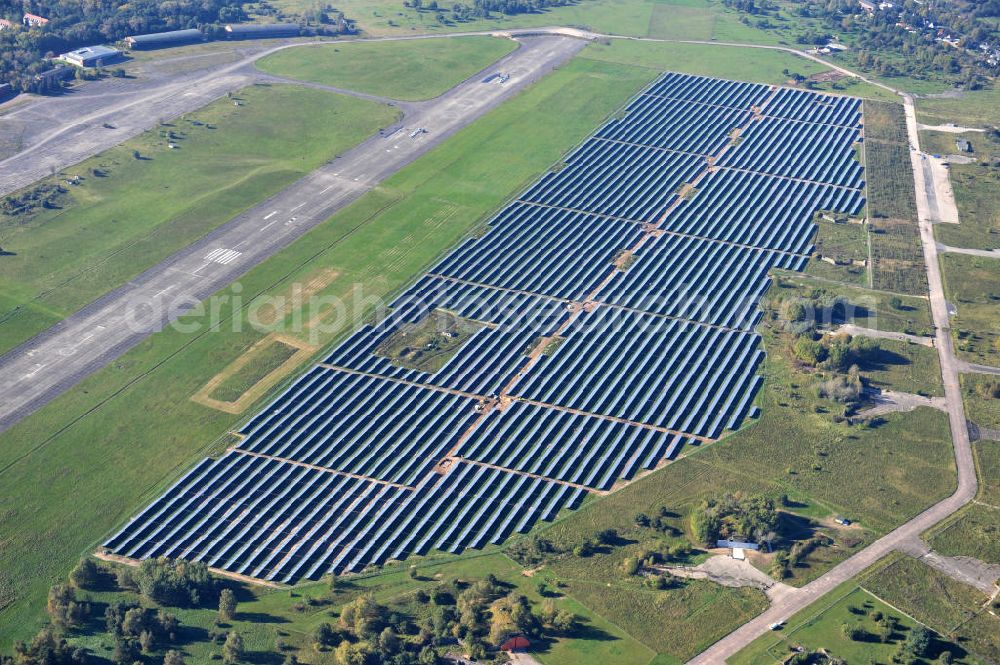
[927,503,1000,565]
[207,338,300,403]
[586,39,897,100]
[941,253,1000,365]
[917,88,1000,129]
[0,54,659,649]
[856,338,943,396]
[0,85,395,357]
[269,0,775,43]
[557,576,766,662]
[961,374,1000,430]
[975,440,1000,503]
[860,554,1000,662]
[731,584,979,665]
[807,219,869,286]
[256,36,517,100]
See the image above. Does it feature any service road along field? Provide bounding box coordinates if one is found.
[0,35,586,432]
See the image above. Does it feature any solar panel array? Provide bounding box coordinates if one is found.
[106,72,865,583]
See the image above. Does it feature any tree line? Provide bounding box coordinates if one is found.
[722,0,1000,88]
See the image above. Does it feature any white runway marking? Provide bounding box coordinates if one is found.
[291,202,306,212]
[24,362,47,378]
[203,248,242,265]
[260,220,278,231]
[264,210,278,220]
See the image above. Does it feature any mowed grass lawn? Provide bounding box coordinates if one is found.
[0,85,396,356]
[0,55,658,648]
[256,36,517,100]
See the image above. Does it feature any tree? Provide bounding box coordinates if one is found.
[112,637,140,665]
[163,650,186,665]
[134,557,214,607]
[139,629,156,653]
[122,607,147,636]
[132,150,141,160]
[793,336,827,366]
[218,588,237,621]
[379,626,401,654]
[841,623,865,641]
[333,641,374,665]
[538,599,558,627]
[595,528,617,545]
[551,610,577,633]
[70,558,103,589]
[47,584,85,629]
[312,622,336,647]
[222,632,244,665]
[905,625,931,657]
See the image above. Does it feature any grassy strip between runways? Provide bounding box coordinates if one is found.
[256,36,517,100]
[0,55,658,648]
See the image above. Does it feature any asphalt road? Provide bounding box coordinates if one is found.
[0,34,586,432]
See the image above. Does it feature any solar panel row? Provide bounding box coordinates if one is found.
[520,138,705,222]
[430,202,645,301]
[457,400,693,490]
[661,169,865,255]
[105,71,866,583]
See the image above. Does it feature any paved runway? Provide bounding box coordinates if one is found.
[0,35,586,432]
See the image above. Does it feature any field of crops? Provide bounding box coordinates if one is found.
[105,72,866,584]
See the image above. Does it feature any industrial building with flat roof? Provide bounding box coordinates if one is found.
[224,23,300,39]
[59,45,121,67]
[125,28,203,49]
